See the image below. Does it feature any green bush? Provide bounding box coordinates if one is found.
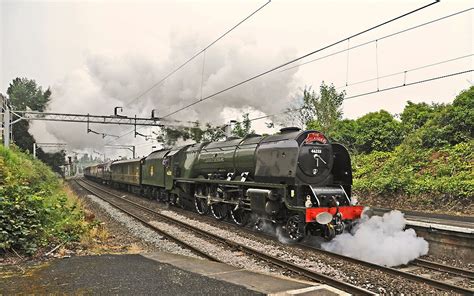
[0,146,85,255]
[352,140,474,199]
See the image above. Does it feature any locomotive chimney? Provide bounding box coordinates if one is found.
[225,120,237,138]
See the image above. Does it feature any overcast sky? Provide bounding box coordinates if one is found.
[1,0,472,157]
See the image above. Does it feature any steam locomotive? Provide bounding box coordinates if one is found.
[84,127,364,241]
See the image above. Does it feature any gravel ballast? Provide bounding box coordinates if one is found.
[73,180,467,294]
[83,194,199,258]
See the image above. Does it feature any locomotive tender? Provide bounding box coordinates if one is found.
[85,127,364,241]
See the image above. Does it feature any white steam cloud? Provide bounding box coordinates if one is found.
[322,210,429,267]
[32,34,300,150]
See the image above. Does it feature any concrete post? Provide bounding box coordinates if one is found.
[33,142,37,158]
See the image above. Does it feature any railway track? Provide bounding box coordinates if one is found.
[412,258,474,280]
[74,179,374,295]
[296,243,474,295]
[242,216,474,294]
[76,178,473,295]
[372,207,474,228]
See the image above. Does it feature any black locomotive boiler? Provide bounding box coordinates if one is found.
[85,127,364,241]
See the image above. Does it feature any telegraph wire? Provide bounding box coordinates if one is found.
[125,0,272,107]
[161,0,440,118]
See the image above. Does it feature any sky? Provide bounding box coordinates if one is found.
[1,0,472,158]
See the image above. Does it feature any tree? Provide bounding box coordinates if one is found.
[447,86,474,142]
[400,101,442,135]
[330,119,358,151]
[312,82,345,133]
[7,78,51,112]
[288,82,345,134]
[38,149,67,175]
[7,78,52,153]
[354,110,402,153]
[418,86,474,148]
[156,122,226,147]
[283,87,316,128]
[203,123,226,141]
[232,113,255,138]
[6,78,65,173]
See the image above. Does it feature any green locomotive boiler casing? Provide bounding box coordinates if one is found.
[188,128,337,187]
[192,136,259,177]
[180,143,209,178]
[185,127,352,213]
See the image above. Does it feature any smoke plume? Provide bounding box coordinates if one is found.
[322,210,429,267]
[32,34,300,150]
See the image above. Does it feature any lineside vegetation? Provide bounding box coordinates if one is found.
[304,85,473,214]
[0,146,87,255]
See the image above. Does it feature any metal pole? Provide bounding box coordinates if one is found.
[134,115,137,138]
[33,143,36,158]
[132,146,136,158]
[3,101,10,147]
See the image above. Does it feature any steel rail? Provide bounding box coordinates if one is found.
[216,214,474,294]
[77,178,375,295]
[190,207,474,290]
[175,205,474,283]
[412,258,474,280]
[297,244,474,295]
[372,207,474,224]
[74,179,219,262]
[79,178,473,295]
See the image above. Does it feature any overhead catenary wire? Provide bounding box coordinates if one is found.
[375,40,380,91]
[225,54,474,126]
[98,67,474,145]
[110,1,449,143]
[344,69,473,100]
[238,68,474,125]
[109,1,272,143]
[336,53,473,90]
[280,7,472,73]
[105,124,158,145]
[125,0,272,107]
[345,39,350,86]
[104,114,200,145]
[161,0,440,118]
[200,50,206,101]
[109,8,463,145]
[99,57,472,145]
